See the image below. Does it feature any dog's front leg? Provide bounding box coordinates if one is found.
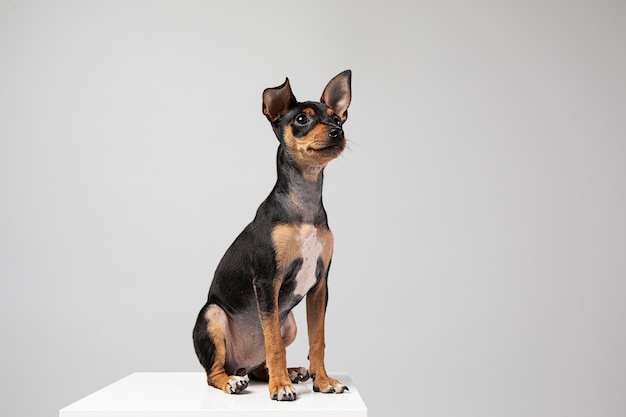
[306,274,349,394]
[254,279,297,401]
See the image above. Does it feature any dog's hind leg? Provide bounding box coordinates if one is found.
[193,304,249,394]
[249,364,308,384]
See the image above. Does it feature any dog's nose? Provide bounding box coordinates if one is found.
[328,128,344,140]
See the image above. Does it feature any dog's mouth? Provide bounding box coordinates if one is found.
[311,144,344,154]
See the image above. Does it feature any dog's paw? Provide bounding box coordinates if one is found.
[227,375,249,394]
[288,367,310,383]
[270,383,297,401]
[312,374,349,394]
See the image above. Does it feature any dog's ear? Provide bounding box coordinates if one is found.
[321,70,351,122]
[262,78,297,122]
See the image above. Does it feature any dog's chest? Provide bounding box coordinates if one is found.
[271,224,333,297]
[293,226,323,295]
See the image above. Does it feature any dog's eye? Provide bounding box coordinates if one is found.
[333,115,342,126]
[295,113,310,125]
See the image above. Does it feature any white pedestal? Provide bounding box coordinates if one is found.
[60,372,367,417]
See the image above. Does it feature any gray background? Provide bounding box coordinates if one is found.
[1,1,625,416]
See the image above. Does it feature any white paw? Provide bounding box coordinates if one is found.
[288,367,310,383]
[227,375,249,394]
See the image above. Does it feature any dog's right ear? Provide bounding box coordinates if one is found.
[262,78,297,122]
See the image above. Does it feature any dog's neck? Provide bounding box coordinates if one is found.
[274,146,327,224]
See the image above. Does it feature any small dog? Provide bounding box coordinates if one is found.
[193,70,352,401]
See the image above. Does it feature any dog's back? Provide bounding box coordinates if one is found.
[193,70,352,401]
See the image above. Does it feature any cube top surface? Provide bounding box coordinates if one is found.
[60,372,367,416]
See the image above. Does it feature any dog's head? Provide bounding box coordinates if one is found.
[262,70,351,170]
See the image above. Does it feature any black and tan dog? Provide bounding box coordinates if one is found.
[193,70,352,401]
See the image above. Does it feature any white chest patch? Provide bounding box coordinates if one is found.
[293,225,323,296]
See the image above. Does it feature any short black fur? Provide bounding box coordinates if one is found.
[192,70,352,401]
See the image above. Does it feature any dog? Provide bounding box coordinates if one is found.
[193,70,352,401]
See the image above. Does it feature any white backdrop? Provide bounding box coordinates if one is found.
[1,1,625,416]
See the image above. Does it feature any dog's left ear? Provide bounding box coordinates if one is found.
[321,70,352,122]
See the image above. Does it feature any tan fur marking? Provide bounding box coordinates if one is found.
[306,228,340,392]
[307,125,334,150]
[270,225,335,397]
[203,307,234,393]
[284,125,344,179]
[272,224,301,271]
[260,312,294,398]
[317,228,334,268]
[272,225,333,294]
[259,312,286,371]
[306,280,327,380]
[248,312,298,384]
